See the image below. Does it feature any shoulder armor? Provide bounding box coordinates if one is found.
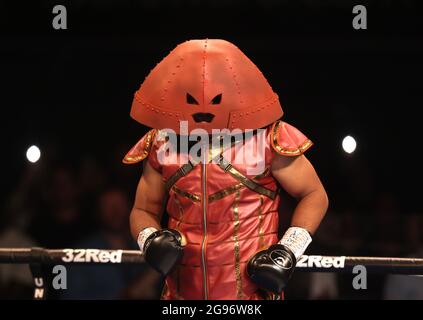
[270,120,313,156]
[123,129,158,164]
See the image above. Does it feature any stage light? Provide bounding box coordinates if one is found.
[342,135,356,154]
[26,145,41,163]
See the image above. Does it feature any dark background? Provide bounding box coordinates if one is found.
[0,0,422,299]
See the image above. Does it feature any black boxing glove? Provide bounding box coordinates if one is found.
[138,228,185,276]
[247,244,296,294]
[247,227,312,294]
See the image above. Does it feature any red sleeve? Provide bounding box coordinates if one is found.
[146,140,163,173]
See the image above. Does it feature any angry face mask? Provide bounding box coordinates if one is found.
[130,39,283,133]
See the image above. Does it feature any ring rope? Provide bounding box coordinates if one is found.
[0,247,422,274]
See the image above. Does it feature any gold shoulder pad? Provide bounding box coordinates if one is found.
[122,129,158,164]
[270,120,313,156]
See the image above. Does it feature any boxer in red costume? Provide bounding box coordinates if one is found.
[124,39,328,300]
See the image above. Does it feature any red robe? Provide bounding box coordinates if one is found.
[124,120,312,300]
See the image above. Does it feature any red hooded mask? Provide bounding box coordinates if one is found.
[130,39,283,133]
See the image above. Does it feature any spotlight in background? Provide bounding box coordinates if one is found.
[342,135,357,154]
[26,145,41,163]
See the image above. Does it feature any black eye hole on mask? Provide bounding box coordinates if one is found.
[186,93,199,105]
[210,93,222,105]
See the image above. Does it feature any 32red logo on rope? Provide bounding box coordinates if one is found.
[61,249,123,263]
